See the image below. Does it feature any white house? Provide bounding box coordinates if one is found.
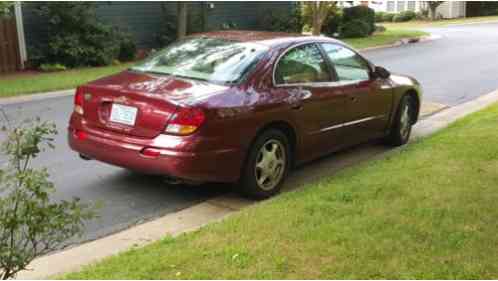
[345,1,467,19]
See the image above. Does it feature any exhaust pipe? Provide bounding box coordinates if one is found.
[79,154,92,161]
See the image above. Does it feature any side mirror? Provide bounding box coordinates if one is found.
[374,66,391,79]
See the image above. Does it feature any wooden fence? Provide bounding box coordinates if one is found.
[0,18,21,73]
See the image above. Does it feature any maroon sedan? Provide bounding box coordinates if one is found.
[69,31,422,198]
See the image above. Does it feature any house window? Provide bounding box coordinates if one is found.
[397,1,406,12]
[387,1,395,12]
[407,1,416,11]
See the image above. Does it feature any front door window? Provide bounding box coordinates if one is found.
[321,43,370,82]
[274,44,330,85]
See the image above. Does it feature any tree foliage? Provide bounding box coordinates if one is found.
[302,1,337,35]
[0,2,13,18]
[0,118,95,280]
[260,5,303,33]
[342,5,375,35]
[32,2,136,68]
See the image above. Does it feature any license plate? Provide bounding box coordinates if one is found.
[109,104,138,126]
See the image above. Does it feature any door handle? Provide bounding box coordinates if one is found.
[350,96,358,102]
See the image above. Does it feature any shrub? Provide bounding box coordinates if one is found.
[415,11,428,20]
[383,13,395,22]
[220,21,238,30]
[302,24,312,33]
[322,10,343,37]
[260,7,303,33]
[117,31,136,62]
[342,5,375,35]
[375,11,386,22]
[33,3,135,68]
[39,63,67,72]
[393,10,417,22]
[0,2,13,18]
[340,19,370,38]
[0,119,95,279]
[156,18,176,47]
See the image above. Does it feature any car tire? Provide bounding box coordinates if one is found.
[385,94,414,146]
[240,129,290,199]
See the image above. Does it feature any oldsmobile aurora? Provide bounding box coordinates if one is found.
[68,31,422,198]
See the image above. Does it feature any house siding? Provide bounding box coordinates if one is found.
[21,1,295,54]
[204,2,293,31]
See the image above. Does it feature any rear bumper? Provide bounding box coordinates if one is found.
[68,118,243,183]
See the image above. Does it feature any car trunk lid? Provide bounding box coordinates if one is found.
[78,70,228,138]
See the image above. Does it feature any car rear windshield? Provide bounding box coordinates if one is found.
[131,37,269,84]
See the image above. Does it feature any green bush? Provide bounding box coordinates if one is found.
[342,5,375,35]
[0,119,96,279]
[0,2,13,18]
[415,11,428,20]
[117,31,137,62]
[260,7,303,33]
[393,10,417,22]
[322,10,343,37]
[375,11,386,22]
[383,13,396,22]
[39,63,67,72]
[33,3,135,68]
[340,19,370,38]
[156,19,176,47]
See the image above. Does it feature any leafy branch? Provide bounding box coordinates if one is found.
[0,117,96,280]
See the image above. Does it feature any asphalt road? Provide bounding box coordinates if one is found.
[363,22,498,106]
[1,23,498,247]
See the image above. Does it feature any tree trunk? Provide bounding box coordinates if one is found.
[177,2,188,39]
[430,7,437,20]
[311,2,322,35]
[312,11,321,35]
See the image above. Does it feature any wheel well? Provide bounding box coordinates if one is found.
[405,89,420,124]
[252,121,297,166]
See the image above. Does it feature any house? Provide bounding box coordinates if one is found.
[2,2,295,73]
[352,1,467,19]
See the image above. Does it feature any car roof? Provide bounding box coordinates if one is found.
[188,30,342,48]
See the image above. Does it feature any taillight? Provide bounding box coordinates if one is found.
[74,88,84,115]
[74,129,87,140]
[165,107,205,135]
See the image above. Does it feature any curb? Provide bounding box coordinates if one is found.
[360,34,441,52]
[412,89,498,139]
[15,89,498,279]
[442,19,498,28]
[17,194,254,279]
[0,89,75,106]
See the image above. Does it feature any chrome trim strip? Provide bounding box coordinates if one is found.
[315,115,385,134]
[274,80,364,88]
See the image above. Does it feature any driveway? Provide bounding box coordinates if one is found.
[1,22,498,247]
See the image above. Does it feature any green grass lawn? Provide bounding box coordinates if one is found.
[345,29,428,49]
[382,15,498,30]
[62,103,498,279]
[0,63,133,98]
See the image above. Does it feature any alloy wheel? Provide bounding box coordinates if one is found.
[399,103,411,139]
[254,139,286,191]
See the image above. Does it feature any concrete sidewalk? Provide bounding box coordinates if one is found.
[15,89,498,279]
